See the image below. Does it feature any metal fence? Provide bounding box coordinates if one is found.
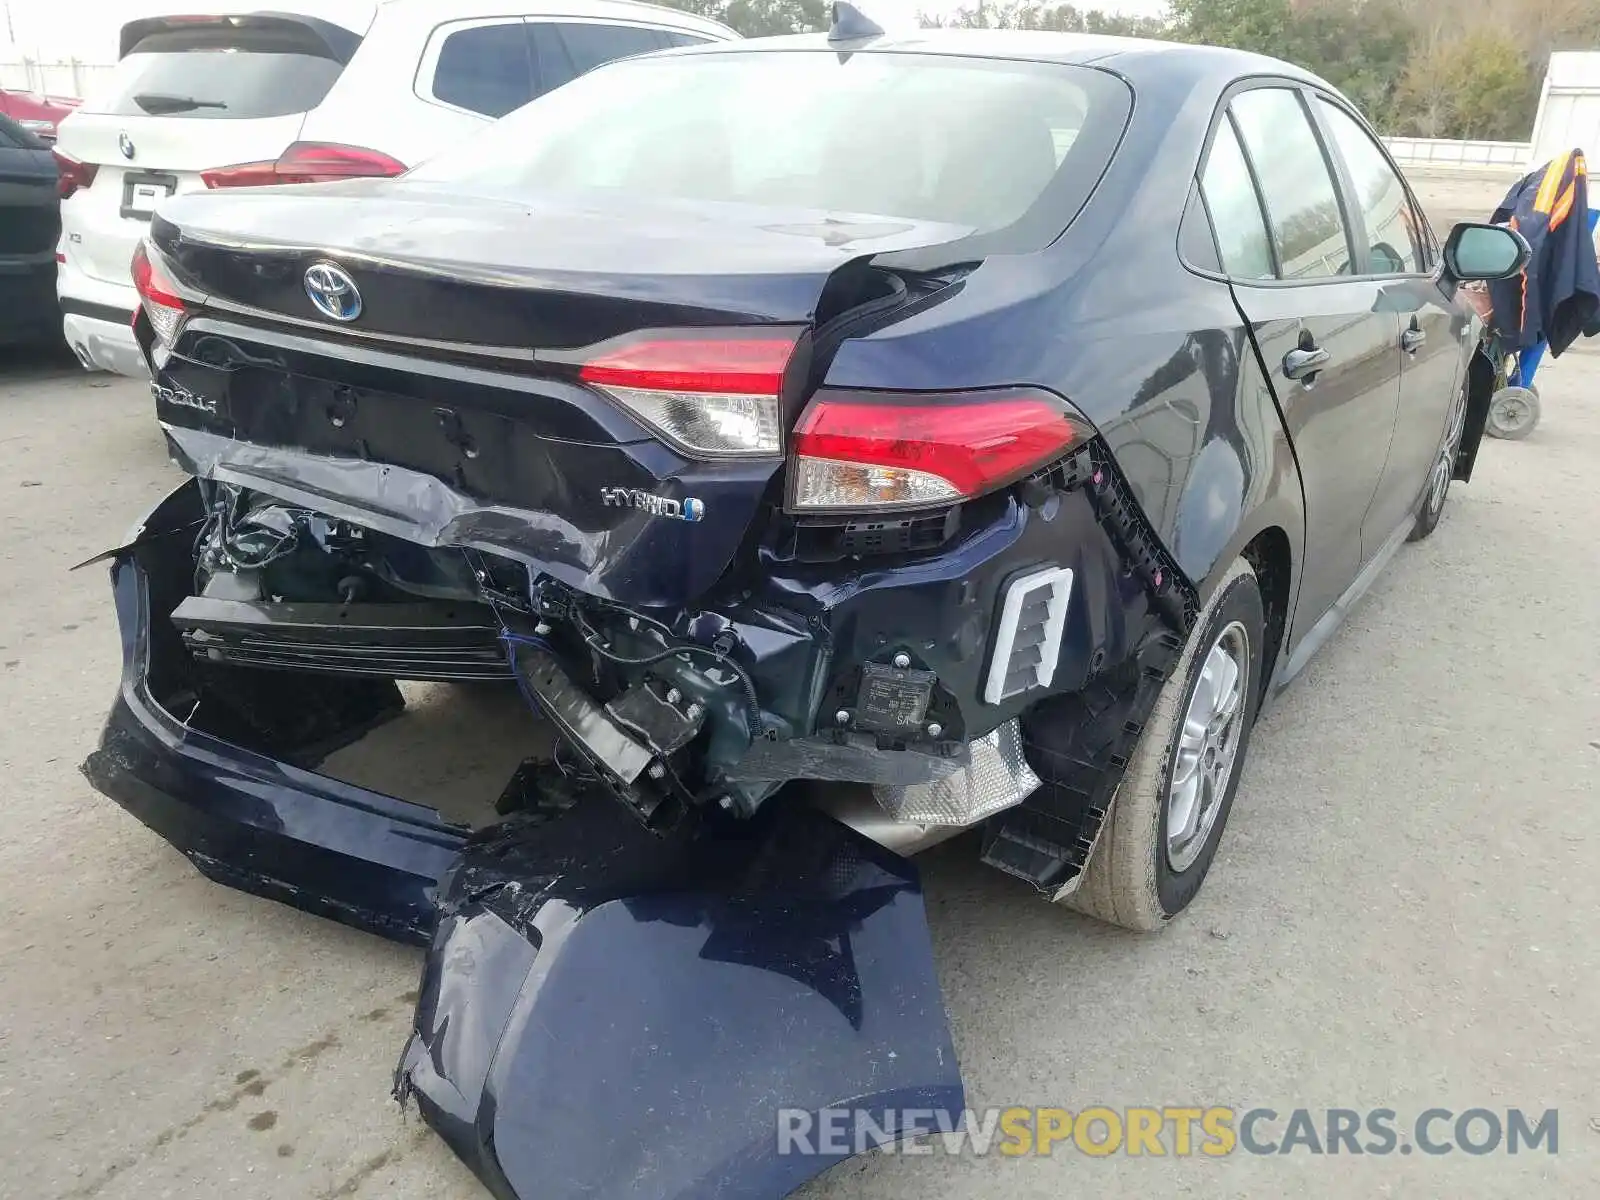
[0,58,115,99]
[1382,137,1531,171]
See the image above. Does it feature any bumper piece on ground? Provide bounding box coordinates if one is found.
[397,801,963,1200]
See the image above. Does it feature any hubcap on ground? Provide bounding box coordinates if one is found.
[1429,386,1468,513]
[1166,621,1250,873]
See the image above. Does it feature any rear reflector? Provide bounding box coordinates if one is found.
[202,142,407,189]
[984,567,1074,704]
[790,389,1089,512]
[131,240,187,345]
[52,149,97,200]
[578,330,800,457]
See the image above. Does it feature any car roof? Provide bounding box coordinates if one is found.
[660,28,1325,88]
[119,0,736,44]
[374,0,737,39]
[120,1,380,39]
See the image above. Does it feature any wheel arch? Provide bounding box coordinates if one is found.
[1454,343,1497,482]
[1237,525,1293,706]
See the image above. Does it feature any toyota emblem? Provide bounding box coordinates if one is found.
[118,131,136,161]
[303,262,363,322]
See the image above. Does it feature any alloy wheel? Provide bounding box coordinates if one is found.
[1166,621,1251,873]
[1428,384,1468,513]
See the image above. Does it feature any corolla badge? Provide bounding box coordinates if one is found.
[303,262,362,322]
[118,131,136,161]
[601,488,705,522]
[150,381,216,415]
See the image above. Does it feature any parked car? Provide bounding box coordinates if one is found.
[0,88,79,142]
[0,112,62,346]
[51,0,737,376]
[83,22,1528,1200]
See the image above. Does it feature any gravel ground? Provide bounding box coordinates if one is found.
[1,176,1596,1199]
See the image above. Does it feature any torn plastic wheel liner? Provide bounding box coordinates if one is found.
[80,484,964,1199]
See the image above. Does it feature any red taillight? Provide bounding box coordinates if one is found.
[790,389,1089,512]
[131,240,187,345]
[202,141,407,189]
[580,336,797,395]
[577,329,800,457]
[53,148,97,200]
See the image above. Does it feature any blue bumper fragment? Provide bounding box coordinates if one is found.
[398,802,963,1200]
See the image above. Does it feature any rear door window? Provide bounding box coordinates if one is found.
[431,21,535,118]
[1199,114,1274,279]
[556,23,666,74]
[1230,87,1355,280]
[656,31,715,48]
[80,22,349,119]
[532,22,671,94]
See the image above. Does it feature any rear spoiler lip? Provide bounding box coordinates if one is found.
[119,11,367,63]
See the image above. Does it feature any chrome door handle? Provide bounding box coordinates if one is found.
[1283,346,1331,380]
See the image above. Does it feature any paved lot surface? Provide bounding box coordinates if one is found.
[3,179,1597,1199]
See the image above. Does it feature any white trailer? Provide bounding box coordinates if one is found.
[1529,51,1600,170]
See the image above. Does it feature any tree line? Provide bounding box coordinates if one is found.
[655,0,1600,140]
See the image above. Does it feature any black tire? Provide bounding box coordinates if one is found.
[1410,380,1470,541]
[1069,558,1265,931]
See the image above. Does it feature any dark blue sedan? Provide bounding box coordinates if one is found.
[87,15,1528,1200]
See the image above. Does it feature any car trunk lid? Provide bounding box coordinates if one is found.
[149,184,974,607]
[154,182,969,339]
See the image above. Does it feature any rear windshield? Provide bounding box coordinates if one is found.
[81,23,351,120]
[407,50,1132,249]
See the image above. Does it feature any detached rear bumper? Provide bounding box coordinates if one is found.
[399,803,964,1200]
[82,497,468,944]
[80,486,966,1200]
[85,687,465,944]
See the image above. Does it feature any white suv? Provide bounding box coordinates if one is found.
[52,0,736,376]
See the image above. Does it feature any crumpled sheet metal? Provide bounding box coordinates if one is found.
[874,718,1040,826]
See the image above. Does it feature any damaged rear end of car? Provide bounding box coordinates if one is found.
[82,41,1199,1200]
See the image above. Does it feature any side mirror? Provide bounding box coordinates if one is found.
[1442,222,1531,282]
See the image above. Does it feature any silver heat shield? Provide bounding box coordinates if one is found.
[872,719,1041,826]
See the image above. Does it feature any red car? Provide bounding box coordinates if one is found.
[0,88,79,142]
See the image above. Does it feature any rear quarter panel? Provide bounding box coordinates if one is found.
[824,61,1306,612]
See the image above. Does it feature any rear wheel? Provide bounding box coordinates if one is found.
[1069,558,1264,931]
[1485,385,1540,440]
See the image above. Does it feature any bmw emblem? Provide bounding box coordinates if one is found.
[118,131,136,161]
[303,262,362,322]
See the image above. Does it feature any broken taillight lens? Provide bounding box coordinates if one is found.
[578,330,800,457]
[131,239,187,345]
[201,142,407,189]
[53,148,98,200]
[789,389,1089,512]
